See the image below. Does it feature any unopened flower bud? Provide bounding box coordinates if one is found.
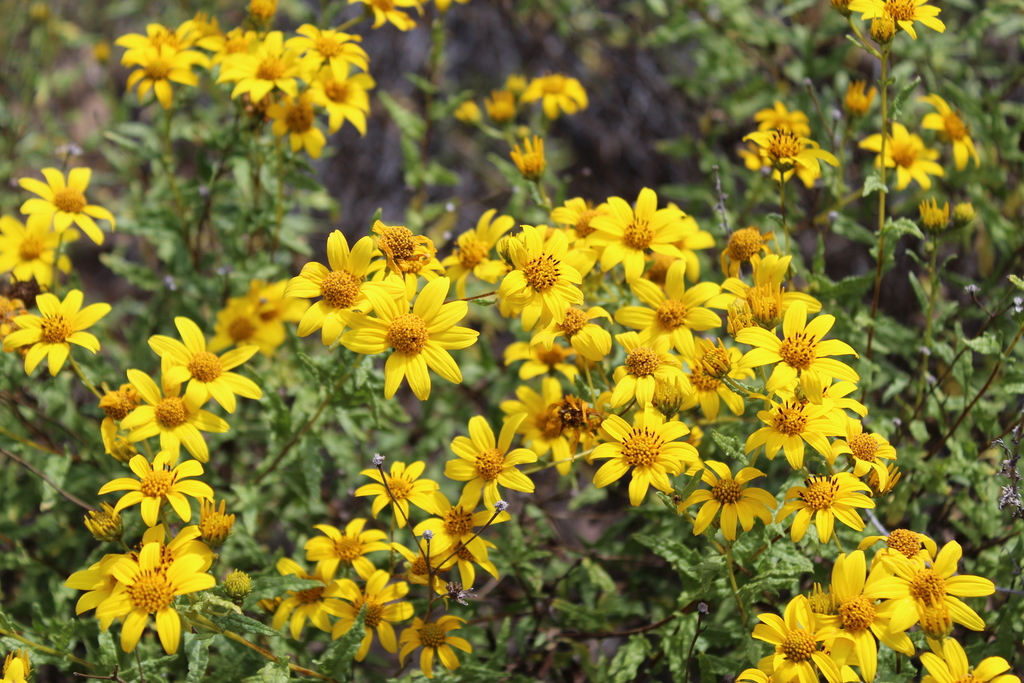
[697,338,733,379]
[871,15,896,44]
[454,100,481,125]
[84,502,123,543]
[953,202,975,228]
[653,377,687,420]
[510,136,546,182]
[919,198,949,232]
[830,0,851,17]
[199,499,235,548]
[224,570,252,601]
[844,81,876,117]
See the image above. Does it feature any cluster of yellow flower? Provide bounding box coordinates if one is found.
[455,72,589,125]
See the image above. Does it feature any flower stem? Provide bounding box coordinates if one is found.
[69,356,103,399]
[723,542,749,629]
[270,135,285,255]
[866,46,891,360]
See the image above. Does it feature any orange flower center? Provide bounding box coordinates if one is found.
[385,475,413,500]
[541,74,567,94]
[559,308,588,337]
[849,433,879,462]
[475,448,505,481]
[140,468,175,498]
[656,300,689,330]
[53,188,86,214]
[884,0,916,21]
[690,366,722,392]
[40,314,74,344]
[838,595,876,631]
[376,225,420,262]
[285,100,314,133]
[624,347,660,377]
[772,404,807,435]
[352,597,384,628]
[225,35,250,54]
[890,138,918,169]
[323,80,351,103]
[457,240,489,271]
[315,35,343,57]
[536,345,570,367]
[101,387,139,420]
[453,542,475,561]
[886,529,921,559]
[944,113,968,140]
[188,351,223,383]
[332,536,363,562]
[386,314,429,355]
[909,569,946,604]
[228,316,257,342]
[779,628,817,662]
[522,255,560,292]
[574,209,599,237]
[127,571,175,613]
[620,428,663,467]
[766,130,803,161]
[256,56,285,81]
[19,235,45,260]
[295,585,325,603]
[711,478,742,504]
[442,507,474,537]
[418,622,446,648]
[622,220,654,250]
[320,269,361,309]
[145,58,172,80]
[726,227,764,262]
[799,475,838,511]
[778,333,816,370]
[155,397,188,428]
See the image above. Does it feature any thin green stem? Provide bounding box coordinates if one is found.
[0,628,93,668]
[270,135,285,255]
[723,542,749,629]
[69,356,103,399]
[866,46,891,360]
[0,425,62,455]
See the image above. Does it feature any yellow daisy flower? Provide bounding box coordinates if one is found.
[591,410,700,506]
[720,226,773,278]
[845,81,877,117]
[95,541,215,654]
[2,289,109,376]
[398,615,471,679]
[483,89,516,123]
[139,522,216,571]
[743,130,839,178]
[392,539,450,593]
[356,460,439,527]
[115,22,198,63]
[776,473,875,543]
[610,332,690,409]
[19,167,116,244]
[342,276,479,400]
[531,305,613,362]
[2,651,29,683]
[720,253,823,328]
[678,461,775,540]
[920,94,979,170]
[270,558,346,639]
[859,122,944,191]
[614,260,723,354]
[208,296,284,355]
[752,595,849,683]
[550,197,609,243]
[921,636,1019,683]
[588,187,691,282]
[205,27,258,66]
[503,341,577,381]
[245,278,310,326]
[754,101,812,137]
[441,209,515,298]
[305,519,390,580]
[332,570,414,660]
[98,452,213,527]
[680,339,751,421]
[198,498,235,547]
[285,25,369,73]
[857,528,937,563]
[444,413,538,508]
[64,553,124,630]
[149,316,261,413]
[497,224,585,331]
[414,490,510,553]
[0,214,73,287]
[285,231,398,345]
[510,136,546,181]
[500,378,576,475]
[120,369,230,464]
[216,31,302,102]
[520,74,588,119]
[829,419,898,490]
[736,301,860,399]
[872,540,994,633]
[351,0,423,31]
[309,63,376,135]
[268,90,327,158]
[372,220,437,279]
[124,44,209,109]
[848,0,945,40]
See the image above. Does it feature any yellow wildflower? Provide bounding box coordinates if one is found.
[848,0,945,39]
[0,214,73,287]
[398,615,471,678]
[267,90,326,158]
[454,99,481,125]
[678,461,775,540]
[19,167,115,244]
[510,136,546,181]
[98,452,213,527]
[497,225,583,330]
[484,89,516,123]
[441,209,515,298]
[752,595,850,683]
[743,130,839,178]
[305,519,390,579]
[520,74,588,119]
[311,62,376,135]
[531,305,612,362]
[356,460,439,527]
[829,418,898,490]
[504,341,577,381]
[286,25,368,72]
[352,0,423,30]
[610,332,690,409]
[845,81,877,117]
[777,472,875,543]
[124,44,209,109]
[754,101,811,137]
[2,289,109,376]
[332,570,414,660]
[270,558,346,639]
[859,122,944,191]
[921,636,1019,683]
[217,31,302,102]
[444,413,538,508]
[920,94,979,170]
[745,399,844,470]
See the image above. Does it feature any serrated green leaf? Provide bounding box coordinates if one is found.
[215,612,280,637]
[889,76,922,122]
[962,333,1001,355]
[711,430,745,460]
[1009,274,1024,291]
[185,633,210,683]
[608,635,651,683]
[884,217,924,240]
[255,659,291,683]
[862,173,888,196]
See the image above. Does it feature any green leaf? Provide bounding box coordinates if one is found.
[608,635,651,683]
[469,298,496,307]
[314,605,366,680]
[185,633,211,683]
[377,90,426,140]
[711,430,745,460]
[862,173,888,196]
[884,217,924,240]
[254,659,291,683]
[215,612,280,637]
[889,76,922,122]
[1009,275,1024,291]
[962,332,1001,355]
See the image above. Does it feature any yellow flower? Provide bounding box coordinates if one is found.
[591,410,699,506]
[305,519,390,580]
[588,187,692,282]
[736,301,860,399]
[1,650,29,683]
[681,341,751,421]
[285,231,398,344]
[356,460,439,527]
[610,332,690,409]
[95,541,215,653]
[520,74,588,119]
[115,23,198,63]
[98,452,213,527]
[124,44,209,109]
[398,615,471,678]
[208,297,284,355]
[454,99,481,125]
[84,502,124,542]
[332,570,414,660]
[497,225,583,330]
[531,305,612,362]
[373,220,437,278]
[351,0,423,30]
[217,31,302,102]
[720,226,772,278]
[821,550,914,682]
[504,341,577,381]
[848,0,945,40]
[550,197,608,243]
[505,73,527,96]
[285,24,368,73]
[500,377,582,475]
[921,637,1019,683]
[919,197,950,231]
[776,473,875,543]
[920,94,979,170]
[65,553,125,630]
[412,492,506,587]
[857,528,936,563]
[444,413,537,508]
[206,28,258,66]
[754,101,811,137]
[391,539,449,593]
[341,276,478,400]
[614,260,723,354]
[872,540,994,633]
[484,89,516,123]
[149,316,262,413]
[743,130,839,178]
[248,0,278,22]
[268,90,327,158]
[441,209,515,297]
[271,558,346,639]
[752,595,849,683]
[678,461,775,540]
[0,214,73,286]
[859,122,944,190]
[510,136,546,181]
[309,57,376,133]
[829,419,898,490]
[245,278,309,325]
[120,369,230,464]
[2,289,109,376]
[845,81,877,117]
[198,498,235,547]
[19,167,115,244]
